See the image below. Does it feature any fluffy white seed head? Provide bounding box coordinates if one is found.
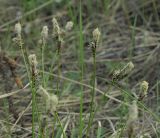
[38,85,58,114]
[127,100,138,124]
[65,21,74,31]
[38,85,50,99]
[92,28,101,44]
[46,94,58,113]
[41,26,48,39]
[15,22,22,35]
[127,100,138,138]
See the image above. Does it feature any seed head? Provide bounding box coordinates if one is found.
[46,94,58,113]
[92,28,101,44]
[38,85,58,114]
[52,18,61,36]
[41,25,48,39]
[127,100,138,123]
[28,54,38,67]
[120,61,134,76]
[113,62,134,80]
[140,81,149,96]
[113,69,121,79]
[127,100,138,138]
[128,62,134,70]
[38,85,50,99]
[15,22,22,36]
[122,62,134,73]
[65,21,74,31]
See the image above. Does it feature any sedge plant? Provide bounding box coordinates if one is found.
[86,28,101,136]
[41,25,48,87]
[14,23,38,137]
[28,54,39,138]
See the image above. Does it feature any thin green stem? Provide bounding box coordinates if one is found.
[52,40,62,137]
[55,40,62,96]
[86,46,96,137]
[17,36,37,137]
[41,38,46,87]
[30,65,37,138]
[79,0,84,137]
[31,82,36,138]
[19,37,30,82]
[55,112,67,138]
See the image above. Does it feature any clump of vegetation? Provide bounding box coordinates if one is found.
[0,0,160,138]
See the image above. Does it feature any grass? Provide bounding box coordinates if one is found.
[0,0,160,138]
[78,1,84,137]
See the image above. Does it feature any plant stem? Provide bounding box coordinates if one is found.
[41,38,46,87]
[19,36,30,82]
[31,64,37,138]
[86,45,96,137]
[79,0,84,137]
[56,40,61,96]
[55,112,67,138]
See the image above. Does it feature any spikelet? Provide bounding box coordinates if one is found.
[65,21,74,31]
[113,70,121,79]
[92,28,101,45]
[113,62,134,80]
[90,28,101,57]
[121,62,134,75]
[140,81,149,96]
[139,81,149,100]
[52,18,62,41]
[15,22,22,36]
[13,22,23,46]
[28,54,38,67]
[41,26,48,40]
[28,54,38,75]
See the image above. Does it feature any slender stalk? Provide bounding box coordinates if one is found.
[18,36,31,82]
[55,112,67,138]
[79,0,84,137]
[28,54,39,138]
[51,18,63,137]
[31,72,36,138]
[41,26,48,87]
[52,114,56,138]
[86,44,96,136]
[41,38,45,87]
[50,40,62,137]
[15,23,37,137]
[31,59,37,138]
[56,40,62,96]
